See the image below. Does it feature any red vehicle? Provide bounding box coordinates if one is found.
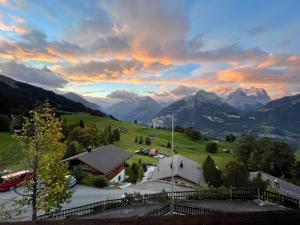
[0,170,32,191]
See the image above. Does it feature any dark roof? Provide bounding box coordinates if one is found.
[63,145,131,174]
[151,155,206,185]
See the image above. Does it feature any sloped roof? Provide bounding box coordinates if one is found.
[151,155,206,185]
[63,145,131,174]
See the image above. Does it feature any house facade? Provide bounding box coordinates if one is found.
[63,145,131,182]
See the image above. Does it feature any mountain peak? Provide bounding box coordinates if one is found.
[226,87,271,111]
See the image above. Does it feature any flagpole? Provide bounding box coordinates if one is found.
[171,115,174,215]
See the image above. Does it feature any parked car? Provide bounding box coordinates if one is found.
[66,175,77,188]
[0,170,32,191]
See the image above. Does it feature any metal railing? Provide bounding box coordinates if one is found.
[37,188,299,221]
[145,203,223,216]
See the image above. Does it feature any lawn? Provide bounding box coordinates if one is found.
[0,132,14,151]
[62,114,235,169]
[296,151,300,161]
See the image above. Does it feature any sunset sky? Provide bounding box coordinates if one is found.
[0,0,300,103]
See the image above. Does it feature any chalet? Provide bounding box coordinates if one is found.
[63,145,131,182]
[151,155,206,187]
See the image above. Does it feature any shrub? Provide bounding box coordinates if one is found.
[206,142,218,153]
[94,175,108,188]
[71,165,84,181]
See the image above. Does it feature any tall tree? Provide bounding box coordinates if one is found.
[224,161,249,187]
[233,135,256,167]
[202,155,222,187]
[15,103,73,221]
[112,128,120,141]
[139,136,144,144]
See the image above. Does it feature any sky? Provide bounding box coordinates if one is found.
[0,0,300,104]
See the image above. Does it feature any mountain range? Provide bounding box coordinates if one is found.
[0,75,107,117]
[106,96,162,124]
[1,74,299,147]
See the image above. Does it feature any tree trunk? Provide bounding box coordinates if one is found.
[31,155,38,222]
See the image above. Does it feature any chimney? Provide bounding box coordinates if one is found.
[180,160,183,168]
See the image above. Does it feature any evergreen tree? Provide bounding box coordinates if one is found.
[63,142,77,159]
[206,142,218,153]
[145,137,151,145]
[134,136,138,143]
[79,120,85,128]
[139,136,144,144]
[202,155,222,187]
[112,128,120,141]
[167,141,171,148]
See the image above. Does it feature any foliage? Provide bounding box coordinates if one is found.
[167,141,171,148]
[71,165,84,181]
[94,175,108,188]
[233,135,256,167]
[292,161,300,179]
[126,162,144,183]
[235,135,296,177]
[185,127,202,140]
[223,161,249,187]
[138,136,143,144]
[79,120,85,128]
[248,172,269,190]
[134,136,138,143]
[9,115,24,132]
[225,133,236,142]
[202,155,222,187]
[112,128,120,141]
[206,142,218,153]
[0,114,9,132]
[145,137,151,145]
[69,124,104,148]
[104,126,113,144]
[63,142,77,159]
[15,103,72,221]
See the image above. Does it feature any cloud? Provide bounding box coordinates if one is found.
[0,60,68,88]
[248,25,267,36]
[170,85,198,96]
[106,90,143,101]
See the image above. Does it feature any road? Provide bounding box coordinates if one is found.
[250,171,300,200]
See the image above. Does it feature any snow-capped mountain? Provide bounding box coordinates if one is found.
[152,90,241,132]
[226,87,271,111]
[107,96,162,124]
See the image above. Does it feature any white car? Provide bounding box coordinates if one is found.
[66,175,77,188]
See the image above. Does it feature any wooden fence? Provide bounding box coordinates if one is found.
[37,188,299,221]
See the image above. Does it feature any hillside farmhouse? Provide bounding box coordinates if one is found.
[63,145,131,182]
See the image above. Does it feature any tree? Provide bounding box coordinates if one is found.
[206,142,218,153]
[79,120,85,128]
[10,114,24,132]
[134,120,138,124]
[233,135,256,167]
[167,141,171,148]
[15,103,72,221]
[112,128,120,141]
[202,155,222,187]
[249,138,295,177]
[134,136,138,143]
[0,114,9,131]
[139,136,143,144]
[249,172,269,190]
[70,124,104,148]
[223,161,249,187]
[104,126,113,144]
[185,127,202,140]
[145,137,151,145]
[63,142,77,159]
[225,133,236,142]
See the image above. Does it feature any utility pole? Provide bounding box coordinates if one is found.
[171,115,174,215]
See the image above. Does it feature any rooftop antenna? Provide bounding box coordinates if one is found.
[171,114,174,215]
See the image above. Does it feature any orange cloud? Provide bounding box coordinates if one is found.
[0,20,28,33]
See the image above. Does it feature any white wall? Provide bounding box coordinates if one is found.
[109,169,125,183]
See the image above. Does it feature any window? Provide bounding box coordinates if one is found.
[118,175,121,181]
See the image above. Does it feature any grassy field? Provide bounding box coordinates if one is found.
[296,151,300,161]
[0,132,14,151]
[62,114,235,169]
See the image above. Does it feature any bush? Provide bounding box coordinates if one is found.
[203,155,222,187]
[206,142,218,153]
[71,165,84,181]
[0,114,9,132]
[94,175,108,188]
